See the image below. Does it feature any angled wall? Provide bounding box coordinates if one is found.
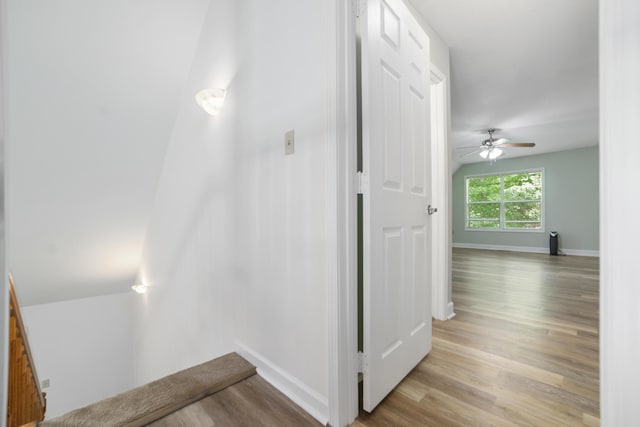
[134,0,239,383]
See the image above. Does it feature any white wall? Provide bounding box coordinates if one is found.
[135,0,332,422]
[134,0,239,383]
[0,0,7,420]
[21,293,135,419]
[600,0,640,423]
[232,0,330,421]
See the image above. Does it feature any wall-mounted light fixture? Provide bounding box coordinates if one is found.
[195,88,226,115]
[131,283,148,294]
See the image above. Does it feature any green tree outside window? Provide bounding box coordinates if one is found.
[466,170,543,230]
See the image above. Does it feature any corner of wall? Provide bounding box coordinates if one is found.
[1,0,9,418]
[235,342,329,425]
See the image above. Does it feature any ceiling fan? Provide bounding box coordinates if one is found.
[458,128,535,161]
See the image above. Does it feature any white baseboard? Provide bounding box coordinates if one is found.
[235,341,329,425]
[560,248,600,257]
[446,302,456,320]
[453,242,599,257]
[453,242,548,253]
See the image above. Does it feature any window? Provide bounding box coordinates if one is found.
[465,169,544,231]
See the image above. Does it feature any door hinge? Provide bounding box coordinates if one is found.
[356,171,369,195]
[358,351,368,374]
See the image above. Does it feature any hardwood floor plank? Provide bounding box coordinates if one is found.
[431,337,565,388]
[353,248,599,426]
[418,386,514,427]
[583,413,600,427]
[396,377,429,402]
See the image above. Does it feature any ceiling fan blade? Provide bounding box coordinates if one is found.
[456,145,482,150]
[460,148,484,158]
[498,142,535,148]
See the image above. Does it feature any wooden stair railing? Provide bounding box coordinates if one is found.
[7,275,46,427]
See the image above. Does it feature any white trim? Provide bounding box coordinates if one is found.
[236,342,329,425]
[600,0,640,423]
[464,168,545,233]
[446,302,456,320]
[464,228,546,234]
[560,248,600,257]
[328,0,359,426]
[453,242,599,257]
[429,65,451,321]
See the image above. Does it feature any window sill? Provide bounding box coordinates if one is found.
[464,227,546,233]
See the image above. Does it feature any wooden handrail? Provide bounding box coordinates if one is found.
[7,274,46,427]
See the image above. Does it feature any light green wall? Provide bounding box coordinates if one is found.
[452,146,599,251]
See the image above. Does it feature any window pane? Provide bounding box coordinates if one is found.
[465,170,544,232]
[505,201,541,221]
[468,220,500,229]
[503,172,542,201]
[505,222,542,229]
[468,203,500,219]
[467,176,500,202]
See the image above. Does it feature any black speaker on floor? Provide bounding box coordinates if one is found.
[549,231,558,255]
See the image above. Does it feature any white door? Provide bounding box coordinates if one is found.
[361,0,433,411]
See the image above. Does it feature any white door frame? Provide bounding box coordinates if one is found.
[429,65,454,321]
[326,0,359,426]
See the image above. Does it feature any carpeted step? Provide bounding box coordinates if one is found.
[39,352,256,427]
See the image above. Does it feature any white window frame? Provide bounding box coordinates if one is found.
[464,168,545,233]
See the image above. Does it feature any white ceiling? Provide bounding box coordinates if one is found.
[7,0,210,305]
[409,0,599,165]
[6,0,599,305]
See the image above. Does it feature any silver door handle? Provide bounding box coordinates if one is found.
[427,205,437,215]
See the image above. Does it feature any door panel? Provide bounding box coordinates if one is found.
[381,63,403,190]
[409,86,426,195]
[410,225,427,334]
[361,0,432,411]
[381,226,403,355]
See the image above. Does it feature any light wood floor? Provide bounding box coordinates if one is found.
[354,248,600,427]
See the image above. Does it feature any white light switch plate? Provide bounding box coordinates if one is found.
[285,129,295,155]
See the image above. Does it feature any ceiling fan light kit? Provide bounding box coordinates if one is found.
[479,147,503,160]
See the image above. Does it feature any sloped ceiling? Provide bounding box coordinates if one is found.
[409,0,599,165]
[7,0,210,305]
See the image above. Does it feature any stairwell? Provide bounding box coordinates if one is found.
[7,275,47,427]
